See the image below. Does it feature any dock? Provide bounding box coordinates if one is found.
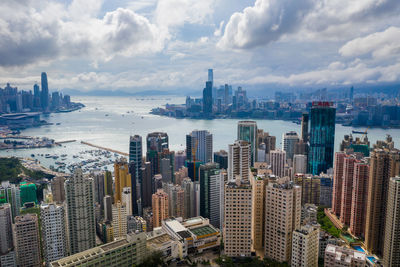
[55,140,76,145]
[81,141,129,156]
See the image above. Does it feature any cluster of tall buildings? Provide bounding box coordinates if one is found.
[0,72,73,114]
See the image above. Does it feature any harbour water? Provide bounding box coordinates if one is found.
[1,96,400,172]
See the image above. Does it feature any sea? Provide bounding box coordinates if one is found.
[1,96,400,172]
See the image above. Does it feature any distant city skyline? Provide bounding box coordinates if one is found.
[1,1,400,93]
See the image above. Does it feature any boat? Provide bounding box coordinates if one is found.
[56,123,61,125]
[31,154,35,157]
[352,130,367,134]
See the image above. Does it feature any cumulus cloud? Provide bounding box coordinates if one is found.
[0,0,166,67]
[218,0,312,49]
[339,26,400,60]
[219,0,400,49]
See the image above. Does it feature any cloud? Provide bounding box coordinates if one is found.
[219,0,400,49]
[339,26,400,60]
[0,0,166,67]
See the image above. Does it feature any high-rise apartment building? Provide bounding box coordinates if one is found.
[112,201,127,239]
[257,130,276,163]
[92,171,105,208]
[0,204,13,255]
[340,156,357,226]
[104,195,113,222]
[251,175,268,251]
[50,176,65,204]
[114,158,131,203]
[294,174,320,205]
[127,216,147,233]
[146,132,168,176]
[308,102,336,175]
[104,171,113,200]
[163,183,185,218]
[293,154,307,174]
[152,189,169,228]
[209,170,224,229]
[186,130,213,164]
[237,121,257,165]
[224,181,252,257]
[14,214,41,267]
[383,176,400,266]
[228,140,251,182]
[282,131,300,162]
[264,181,301,263]
[269,149,286,178]
[365,137,400,255]
[0,182,20,221]
[182,178,196,219]
[121,187,132,215]
[40,203,67,265]
[291,224,319,267]
[65,169,96,254]
[332,152,346,217]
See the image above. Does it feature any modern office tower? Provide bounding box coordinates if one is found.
[41,72,49,110]
[324,245,366,266]
[174,150,186,170]
[340,134,370,156]
[161,158,172,182]
[40,203,67,265]
[129,135,142,206]
[0,182,20,220]
[332,152,346,217]
[203,81,213,116]
[301,112,309,142]
[209,170,224,229]
[121,187,132,215]
[383,177,400,266]
[208,69,213,83]
[104,171,113,200]
[294,174,320,205]
[104,195,113,222]
[349,160,369,237]
[114,158,130,203]
[214,150,228,169]
[182,178,196,219]
[282,131,300,162]
[264,181,301,263]
[308,102,336,175]
[50,232,147,267]
[65,169,96,254]
[146,132,169,176]
[365,140,400,255]
[199,163,220,219]
[33,83,41,108]
[293,154,307,174]
[224,84,229,105]
[269,149,286,178]
[291,224,319,267]
[129,161,140,216]
[19,182,37,205]
[127,216,147,233]
[0,204,13,254]
[228,140,251,182]
[92,171,105,208]
[50,176,65,204]
[14,214,41,267]
[152,189,169,228]
[251,175,268,251]
[186,130,213,164]
[319,175,333,207]
[237,120,257,165]
[112,201,127,239]
[257,130,276,163]
[340,156,357,226]
[224,181,252,257]
[141,162,152,209]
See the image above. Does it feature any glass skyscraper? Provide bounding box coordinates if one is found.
[237,120,257,166]
[203,81,213,117]
[308,102,336,175]
[41,72,49,110]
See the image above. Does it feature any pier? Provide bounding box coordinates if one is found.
[81,141,128,156]
[55,140,76,145]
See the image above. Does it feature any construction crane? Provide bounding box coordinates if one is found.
[192,139,199,182]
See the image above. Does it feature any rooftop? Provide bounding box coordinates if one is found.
[190,225,217,237]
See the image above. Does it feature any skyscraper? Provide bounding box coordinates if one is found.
[65,169,96,254]
[365,139,400,255]
[104,171,113,200]
[208,69,213,84]
[129,135,142,209]
[112,201,127,239]
[114,158,131,203]
[251,175,268,251]
[293,154,307,174]
[141,162,152,209]
[213,150,228,169]
[182,178,196,219]
[186,130,213,164]
[228,140,251,182]
[203,81,213,117]
[308,102,336,175]
[41,72,49,110]
[50,176,65,204]
[282,131,300,162]
[264,181,301,263]
[0,204,13,255]
[383,176,400,266]
[152,189,169,228]
[92,171,105,208]
[146,132,168,176]
[269,149,286,178]
[199,163,220,221]
[237,121,257,165]
[40,203,67,265]
[257,129,276,163]
[291,224,319,267]
[14,214,41,267]
[301,112,309,143]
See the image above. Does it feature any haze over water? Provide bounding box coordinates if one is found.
[2,96,400,169]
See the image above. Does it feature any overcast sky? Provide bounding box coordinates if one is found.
[1,0,400,93]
